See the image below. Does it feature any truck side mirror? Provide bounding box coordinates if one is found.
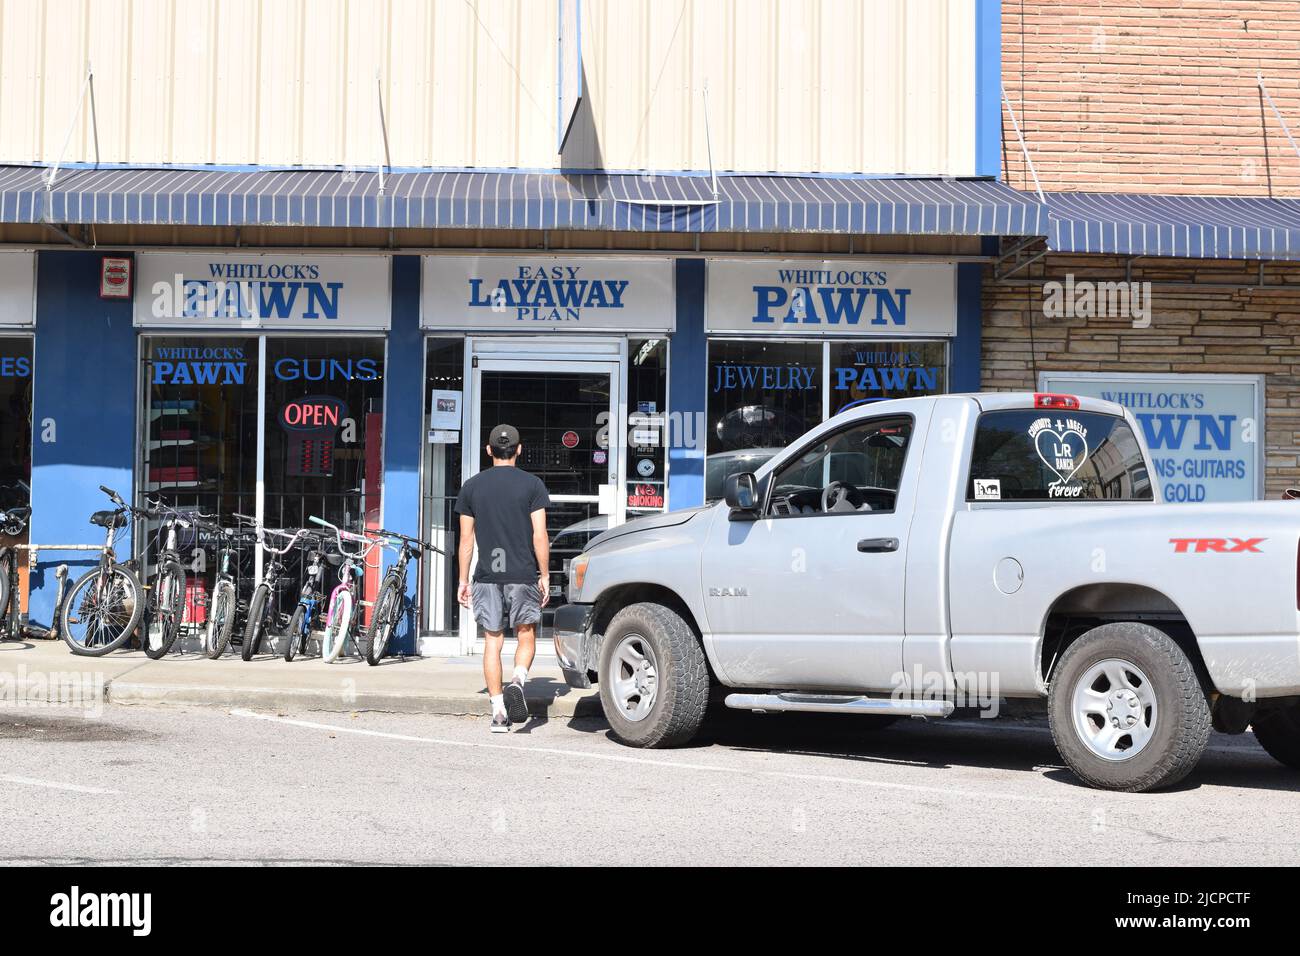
[724,472,759,518]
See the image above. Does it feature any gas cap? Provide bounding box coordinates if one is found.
[994,557,1024,595]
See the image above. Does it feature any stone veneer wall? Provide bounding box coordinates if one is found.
[982,255,1300,496]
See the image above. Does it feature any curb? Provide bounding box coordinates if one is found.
[103,681,605,719]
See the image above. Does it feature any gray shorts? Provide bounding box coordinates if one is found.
[471,581,543,633]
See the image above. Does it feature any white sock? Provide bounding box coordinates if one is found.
[512,666,529,685]
[490,693,506,717]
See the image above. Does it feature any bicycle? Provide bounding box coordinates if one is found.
[0,504,31,641]
[364,529,444,666]
[59,486,147,657]
[283,535,335,662]
[309,515,382,664]
[141,501,207,660]
[202,519,250,659]
[236,514,317,661]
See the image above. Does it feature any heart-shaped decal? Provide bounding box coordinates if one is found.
[1033,427,1089,486]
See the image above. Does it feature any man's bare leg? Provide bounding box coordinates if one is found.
[483,629,505,697]
[513,623,537,675]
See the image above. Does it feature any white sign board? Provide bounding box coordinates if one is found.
[706,259,957,337]
[1039,371,1265,503]
[135,253,391,330]
[0,252,35,327]
[422,256,675,332]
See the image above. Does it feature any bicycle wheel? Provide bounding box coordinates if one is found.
[283,604,307,662]
[142,566,184,660]
[364,575,402,666]
[242,584,270,661]
[321,589,353,663]
[61,565,145,657]
[0,553,11,640]
[204,578,237,659]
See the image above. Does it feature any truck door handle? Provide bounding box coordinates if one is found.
[857,537,898,553]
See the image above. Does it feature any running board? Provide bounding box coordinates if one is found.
[724,692,954,718]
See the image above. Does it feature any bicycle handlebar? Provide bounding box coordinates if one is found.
[374,528,446,557]
[308,515,380,560]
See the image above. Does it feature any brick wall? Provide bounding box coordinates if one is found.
[1003,0,1300,196]
[983,255,1300,495]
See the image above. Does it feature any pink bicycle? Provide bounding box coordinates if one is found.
[308,515,381,663]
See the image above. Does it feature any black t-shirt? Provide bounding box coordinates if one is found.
[454,466,551,583]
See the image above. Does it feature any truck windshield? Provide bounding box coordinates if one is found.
[967,409,1153,502]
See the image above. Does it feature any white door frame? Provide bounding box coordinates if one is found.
[457,338,629,654]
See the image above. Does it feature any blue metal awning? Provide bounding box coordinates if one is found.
[0,165,1047,236]
[1046,191,1300,260]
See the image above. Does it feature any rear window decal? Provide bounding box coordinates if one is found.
[1029,416,1090,498]
[973,478,1002,501]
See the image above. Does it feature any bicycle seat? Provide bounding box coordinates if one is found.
[90,510,129,529]
[322,552,346,567]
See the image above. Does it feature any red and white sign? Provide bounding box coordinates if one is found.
[100,256,132,299]
[561,430,580,449]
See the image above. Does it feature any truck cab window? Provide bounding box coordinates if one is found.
[766,416,911,516]
[967,409,1154,502]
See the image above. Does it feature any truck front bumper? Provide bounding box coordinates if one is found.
[552,602,595,689]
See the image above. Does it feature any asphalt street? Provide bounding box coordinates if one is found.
[1,702,1296,866]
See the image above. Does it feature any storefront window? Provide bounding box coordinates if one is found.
[707,340,823,452]
[422,338,465,636]
[0,336,32,619]
[0,337,32,510]
[262,337,385,534]
[829,341,947,416]
[627,338,667,514]
[141,336,259,518]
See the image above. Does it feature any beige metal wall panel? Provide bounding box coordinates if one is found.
[0,0,977,175]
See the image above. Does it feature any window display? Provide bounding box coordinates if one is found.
[422,338,465,636]
[707,339,823,453]
[263,338,384,531]
[829,341,947,415]
[706,338,947,478]
[141,336,258,518]
[0,337,32,511]
[626,338,667,514]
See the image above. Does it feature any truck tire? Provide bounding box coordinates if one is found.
[1047,622,1210,792]
[598,602,708,749]
[1251,703,1300,769]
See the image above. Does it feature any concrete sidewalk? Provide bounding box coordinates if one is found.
[0,638,602,718]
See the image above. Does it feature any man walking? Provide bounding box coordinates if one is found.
[456,424,551,732]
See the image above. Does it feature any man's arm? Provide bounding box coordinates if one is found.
[530,508,550,607]
[457,514,476,607]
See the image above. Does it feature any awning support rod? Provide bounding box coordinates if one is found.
[1001,86,1045,204]
[46,62,99,194]
[703,81,718,199]
[1258,73,1300,166]
[376,71,393,197]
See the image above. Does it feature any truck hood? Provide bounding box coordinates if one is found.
[584,505,713,552]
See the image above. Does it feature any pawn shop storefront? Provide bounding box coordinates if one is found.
[700,258,979,499]
[132,252,392,634]
[417,255,675,654]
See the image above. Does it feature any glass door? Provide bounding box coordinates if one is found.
[466,358,624,648]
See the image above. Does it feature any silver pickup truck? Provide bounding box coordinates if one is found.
[554,391,1300,792]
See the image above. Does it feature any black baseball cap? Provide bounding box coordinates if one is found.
[488,423,520,451]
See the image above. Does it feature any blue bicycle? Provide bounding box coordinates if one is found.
[282,534,333,662]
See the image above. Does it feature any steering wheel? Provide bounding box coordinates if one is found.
[821,480,867,513]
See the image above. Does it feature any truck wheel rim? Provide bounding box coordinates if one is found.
[611,633,658,722]
[1071,658,1158,761]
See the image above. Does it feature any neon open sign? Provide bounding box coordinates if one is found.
[278,395,348,478]
[281,396,346,431]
